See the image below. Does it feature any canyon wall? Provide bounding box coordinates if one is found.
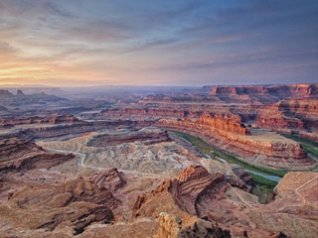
[98,105,313,169]
[209,83,318,99]
[0,113,79,128]
[0,134,74,173]
[257,98,318,141]
[158,116,312,169]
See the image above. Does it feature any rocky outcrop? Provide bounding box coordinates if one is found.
[155,212,231,238]
[102,107,187,120]
[133,166,239,236]
[159,116,312,169]
[134,165,244,219]
[24,120,146,140]
[158,113,249,137]
[0,113,79,127]
[90,168,127,192]
[274,172,318,208]
[209,83,318,102]
[155,212,182,238]
[16,89,25,96]
[257,98,318,132]
[0,89,67,107]
[197,113,249,135]
[0,89,14,98]
[257,108,304,130]
[169,166,227,216]
[88,127,171,147]
[3,170,124,235]
[133,165,314,237]
[138,84,317,105]
[0,134,74,173]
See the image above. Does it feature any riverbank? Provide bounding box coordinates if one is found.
[169,130,286,202]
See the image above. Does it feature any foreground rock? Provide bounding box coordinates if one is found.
[0,168,126,236]
[134,165,318,237]
[272,172,318,213]
[1,157,317,238]
[0,134,74,173]
[155,212,231,238]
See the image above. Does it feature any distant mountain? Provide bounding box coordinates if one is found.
[0,89,68,107]
[197,83,318,104]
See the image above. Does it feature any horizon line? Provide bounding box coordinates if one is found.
[0,82,317,89]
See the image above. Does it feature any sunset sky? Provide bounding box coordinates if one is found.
[0,0,317,87]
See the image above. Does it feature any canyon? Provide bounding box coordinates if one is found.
[0,84,317,238]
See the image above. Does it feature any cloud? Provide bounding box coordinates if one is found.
[0,0,73,18]
[63,20,134,42]
[121,38,180,53]
[0,42,17,55]
[0,0,317,86]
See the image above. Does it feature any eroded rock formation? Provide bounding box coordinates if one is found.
[1,169,125,235]
[0,113,79,128]
[88,127,171,147]
[0,89,67,107]
[158,115,311,169]
[0,134,74,173]
[90,168,127,192]
[209,83,318,103]
[257,98,318,139]
[132,165,318,237]
[155,212,231,238]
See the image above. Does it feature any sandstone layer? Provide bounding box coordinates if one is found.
[133,165,318,237]
[158,116,312,169]
[0,134,74,173]
[98,107,313,168]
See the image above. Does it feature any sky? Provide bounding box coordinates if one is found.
[0,0,317,87]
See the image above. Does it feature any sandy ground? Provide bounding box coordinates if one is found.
[37,128,198,177]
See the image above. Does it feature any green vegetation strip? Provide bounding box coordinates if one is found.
[170,130,288,201]
[283,134,318,159]
[171,130,287,177]
[250,174,277,188]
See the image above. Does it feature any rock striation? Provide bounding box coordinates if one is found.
[1,169,125,235]
[90,168,127,192]
[133,165,318,237]
[208,83,318,103]
[93,93,316,169]
[257,98,318,138]
[134,165,245,219]
[159,115,311,169]
[197,113,249,135]
[88,127,171,147]
[0,113,79,128]
[0,134,74,173]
